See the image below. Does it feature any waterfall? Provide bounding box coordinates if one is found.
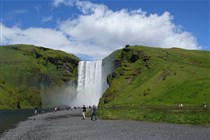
[41,59,112,108]
[76,61,103,106]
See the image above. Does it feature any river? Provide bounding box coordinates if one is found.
[0,109,34,135]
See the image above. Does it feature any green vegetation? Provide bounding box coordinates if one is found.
[0,44,79,109]
[99,45,210,125]
[97,107,209,125]
[1,44,209,125]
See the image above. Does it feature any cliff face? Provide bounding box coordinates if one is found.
[0,44,80,109]
[100,45,210,107]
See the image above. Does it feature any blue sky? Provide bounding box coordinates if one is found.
[1,0,209,60]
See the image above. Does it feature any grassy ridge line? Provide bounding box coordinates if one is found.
[0,44,79,109]
[99,45,210,125]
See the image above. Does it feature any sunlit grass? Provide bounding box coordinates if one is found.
[99,45,210,125]
[0,44,79,109]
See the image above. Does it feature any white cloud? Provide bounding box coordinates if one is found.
[35,5,42,13]
[1,0,200,60]
[58,1,199,58]
[1,23,76,53]
[52,0,75,7]
[42,16,53,23]
[76,0,109,15]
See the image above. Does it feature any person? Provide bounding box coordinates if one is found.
[34,109,38,115]
[178,103,183,108]
[203,102,207,108]
[91,105,97,121]
[82,105,86,120]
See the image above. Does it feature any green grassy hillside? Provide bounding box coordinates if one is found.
[0,44,79,109]
[99,45,210,125]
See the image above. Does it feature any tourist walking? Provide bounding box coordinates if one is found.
[203,102,207,108]
[91,105,97,121]
[82,105,86,120]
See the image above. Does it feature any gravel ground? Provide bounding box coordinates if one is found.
[0,110,209,140]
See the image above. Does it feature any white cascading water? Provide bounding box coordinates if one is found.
[76,61,103,106]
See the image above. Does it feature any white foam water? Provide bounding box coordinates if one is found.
[76,61,103,106]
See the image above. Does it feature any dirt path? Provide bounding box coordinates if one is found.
[0,110,209,140]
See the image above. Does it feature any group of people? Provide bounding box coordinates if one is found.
[82,105,97,121]
[178,102,207,108]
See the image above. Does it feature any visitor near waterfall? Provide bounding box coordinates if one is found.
[82,105,87,120]
[91,105,97,121]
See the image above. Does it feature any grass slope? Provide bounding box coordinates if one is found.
[0,44,79,109]
[99,46,210,125]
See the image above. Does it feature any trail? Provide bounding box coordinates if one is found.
[0,110,209,140]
